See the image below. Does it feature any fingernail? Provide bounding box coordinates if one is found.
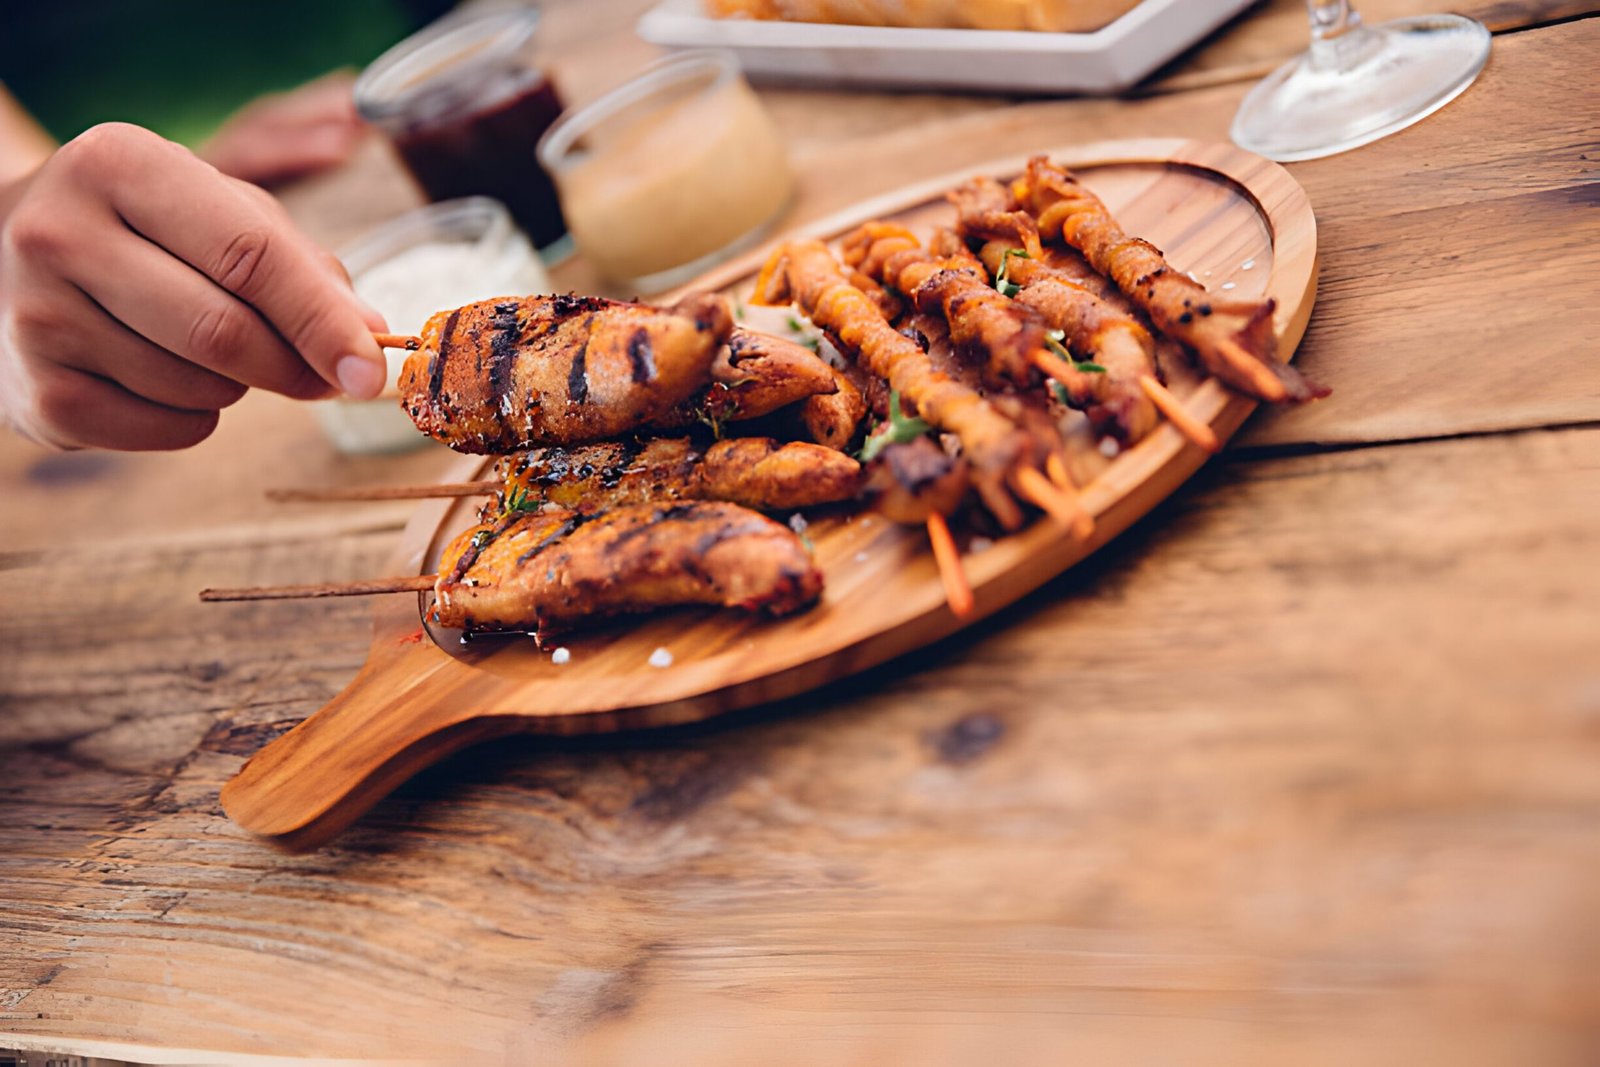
[336,355,386,400]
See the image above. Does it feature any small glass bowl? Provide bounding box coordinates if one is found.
[354,8,569,253]
[537,50,794,294]
[313,197,551,454]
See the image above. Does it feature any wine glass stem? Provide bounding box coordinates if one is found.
[1305,0,1371,71]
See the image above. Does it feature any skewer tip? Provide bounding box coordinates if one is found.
[1139,375,1221,454]
[373,332,422,351]
[1014,465,1093,541]
[925,512,975,619]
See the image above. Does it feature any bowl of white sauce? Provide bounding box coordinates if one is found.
[316,197,552,453]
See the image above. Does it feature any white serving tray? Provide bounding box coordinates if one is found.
[636,0,1256,94]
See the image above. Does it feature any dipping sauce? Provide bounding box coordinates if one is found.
[356,9,568,250]
[538,50,793,292]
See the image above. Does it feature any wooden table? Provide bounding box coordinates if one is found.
[3,3,1597,1063]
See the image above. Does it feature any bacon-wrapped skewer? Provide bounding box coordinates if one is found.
[754,238,1074,533]
[841,222,1065,391]
[1010,156,1326,404]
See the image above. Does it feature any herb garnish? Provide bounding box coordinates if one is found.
[500,484,539,517]
[786,314,821,352]
[693,403,724,440]
[857,390,932,463]
[994,247,1029,298]
[1044,328,1106,374]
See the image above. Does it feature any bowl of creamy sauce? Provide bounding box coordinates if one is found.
[537,49,794,294]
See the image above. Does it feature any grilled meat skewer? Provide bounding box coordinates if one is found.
[753,238,1037,529]
[400,291,735,453]
[433,501,822,636]
[1010,156,1326,404]
[493,436,864,516]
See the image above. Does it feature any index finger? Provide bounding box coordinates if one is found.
[106,133,387,399]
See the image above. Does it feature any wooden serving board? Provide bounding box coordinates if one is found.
[222,138,1317,850]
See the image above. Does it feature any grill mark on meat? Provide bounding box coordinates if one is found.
[626,328,656,383]
[487,302,522,426]
[601,437,646,488]
[691,517,775,557]
[429,306,464,404]
[548,293,611,318]
[447,521,506,584]
[603,503,705,555]
[531,447,574,486]
[568,326,592,405]
[516,514,589,564]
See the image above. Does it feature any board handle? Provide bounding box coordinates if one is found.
[220,658,522,851]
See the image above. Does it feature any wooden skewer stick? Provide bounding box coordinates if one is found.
[200,575,435,602]
[1014,465,1093,540]
[1030,349,1087,390]
[925,512,974,619]
[1217,336,1289,404]
[266,481,498,503]
[1139,375,1221,454]
[373,333,422,351]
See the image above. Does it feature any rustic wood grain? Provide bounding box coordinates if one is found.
[4,427,1597,1061]
[3,7,1596,1063]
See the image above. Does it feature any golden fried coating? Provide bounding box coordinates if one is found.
[1011,156,1326,403]
[753,238,1034,529]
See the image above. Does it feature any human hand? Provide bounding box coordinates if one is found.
[200,71,367,187]
[0,122,388,451]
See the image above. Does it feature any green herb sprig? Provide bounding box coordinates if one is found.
[1044,328,1106,374]
[994,247,1030,298]
[786,314,821,352]
[500,484,538,517]
[857,390,932,463]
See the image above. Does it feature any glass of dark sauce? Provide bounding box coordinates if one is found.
[355,8,569,256]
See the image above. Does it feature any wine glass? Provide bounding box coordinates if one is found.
[1231,1,1491,162]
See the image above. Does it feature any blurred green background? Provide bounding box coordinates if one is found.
[1,0,455,146]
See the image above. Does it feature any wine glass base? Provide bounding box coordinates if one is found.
[1231,14,1491,163]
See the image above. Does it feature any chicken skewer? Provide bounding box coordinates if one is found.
[268,437,863,514]
[384,303,839,448]
[397,291,736,453]
[1010,155,1327,405]
[203,501,823,639]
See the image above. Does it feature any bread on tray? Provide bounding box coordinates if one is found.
[703,0,1143,33]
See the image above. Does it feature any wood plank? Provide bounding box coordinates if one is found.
[4,426,1597,1060]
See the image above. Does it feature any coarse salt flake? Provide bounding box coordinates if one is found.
[648,647,674,668]
[1099,438,1121,458]
[1221,281,1238,291]
[1240,258,1256,270]
[969,537,993,554]
[551,647,571,665]
[788,513,808,534]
